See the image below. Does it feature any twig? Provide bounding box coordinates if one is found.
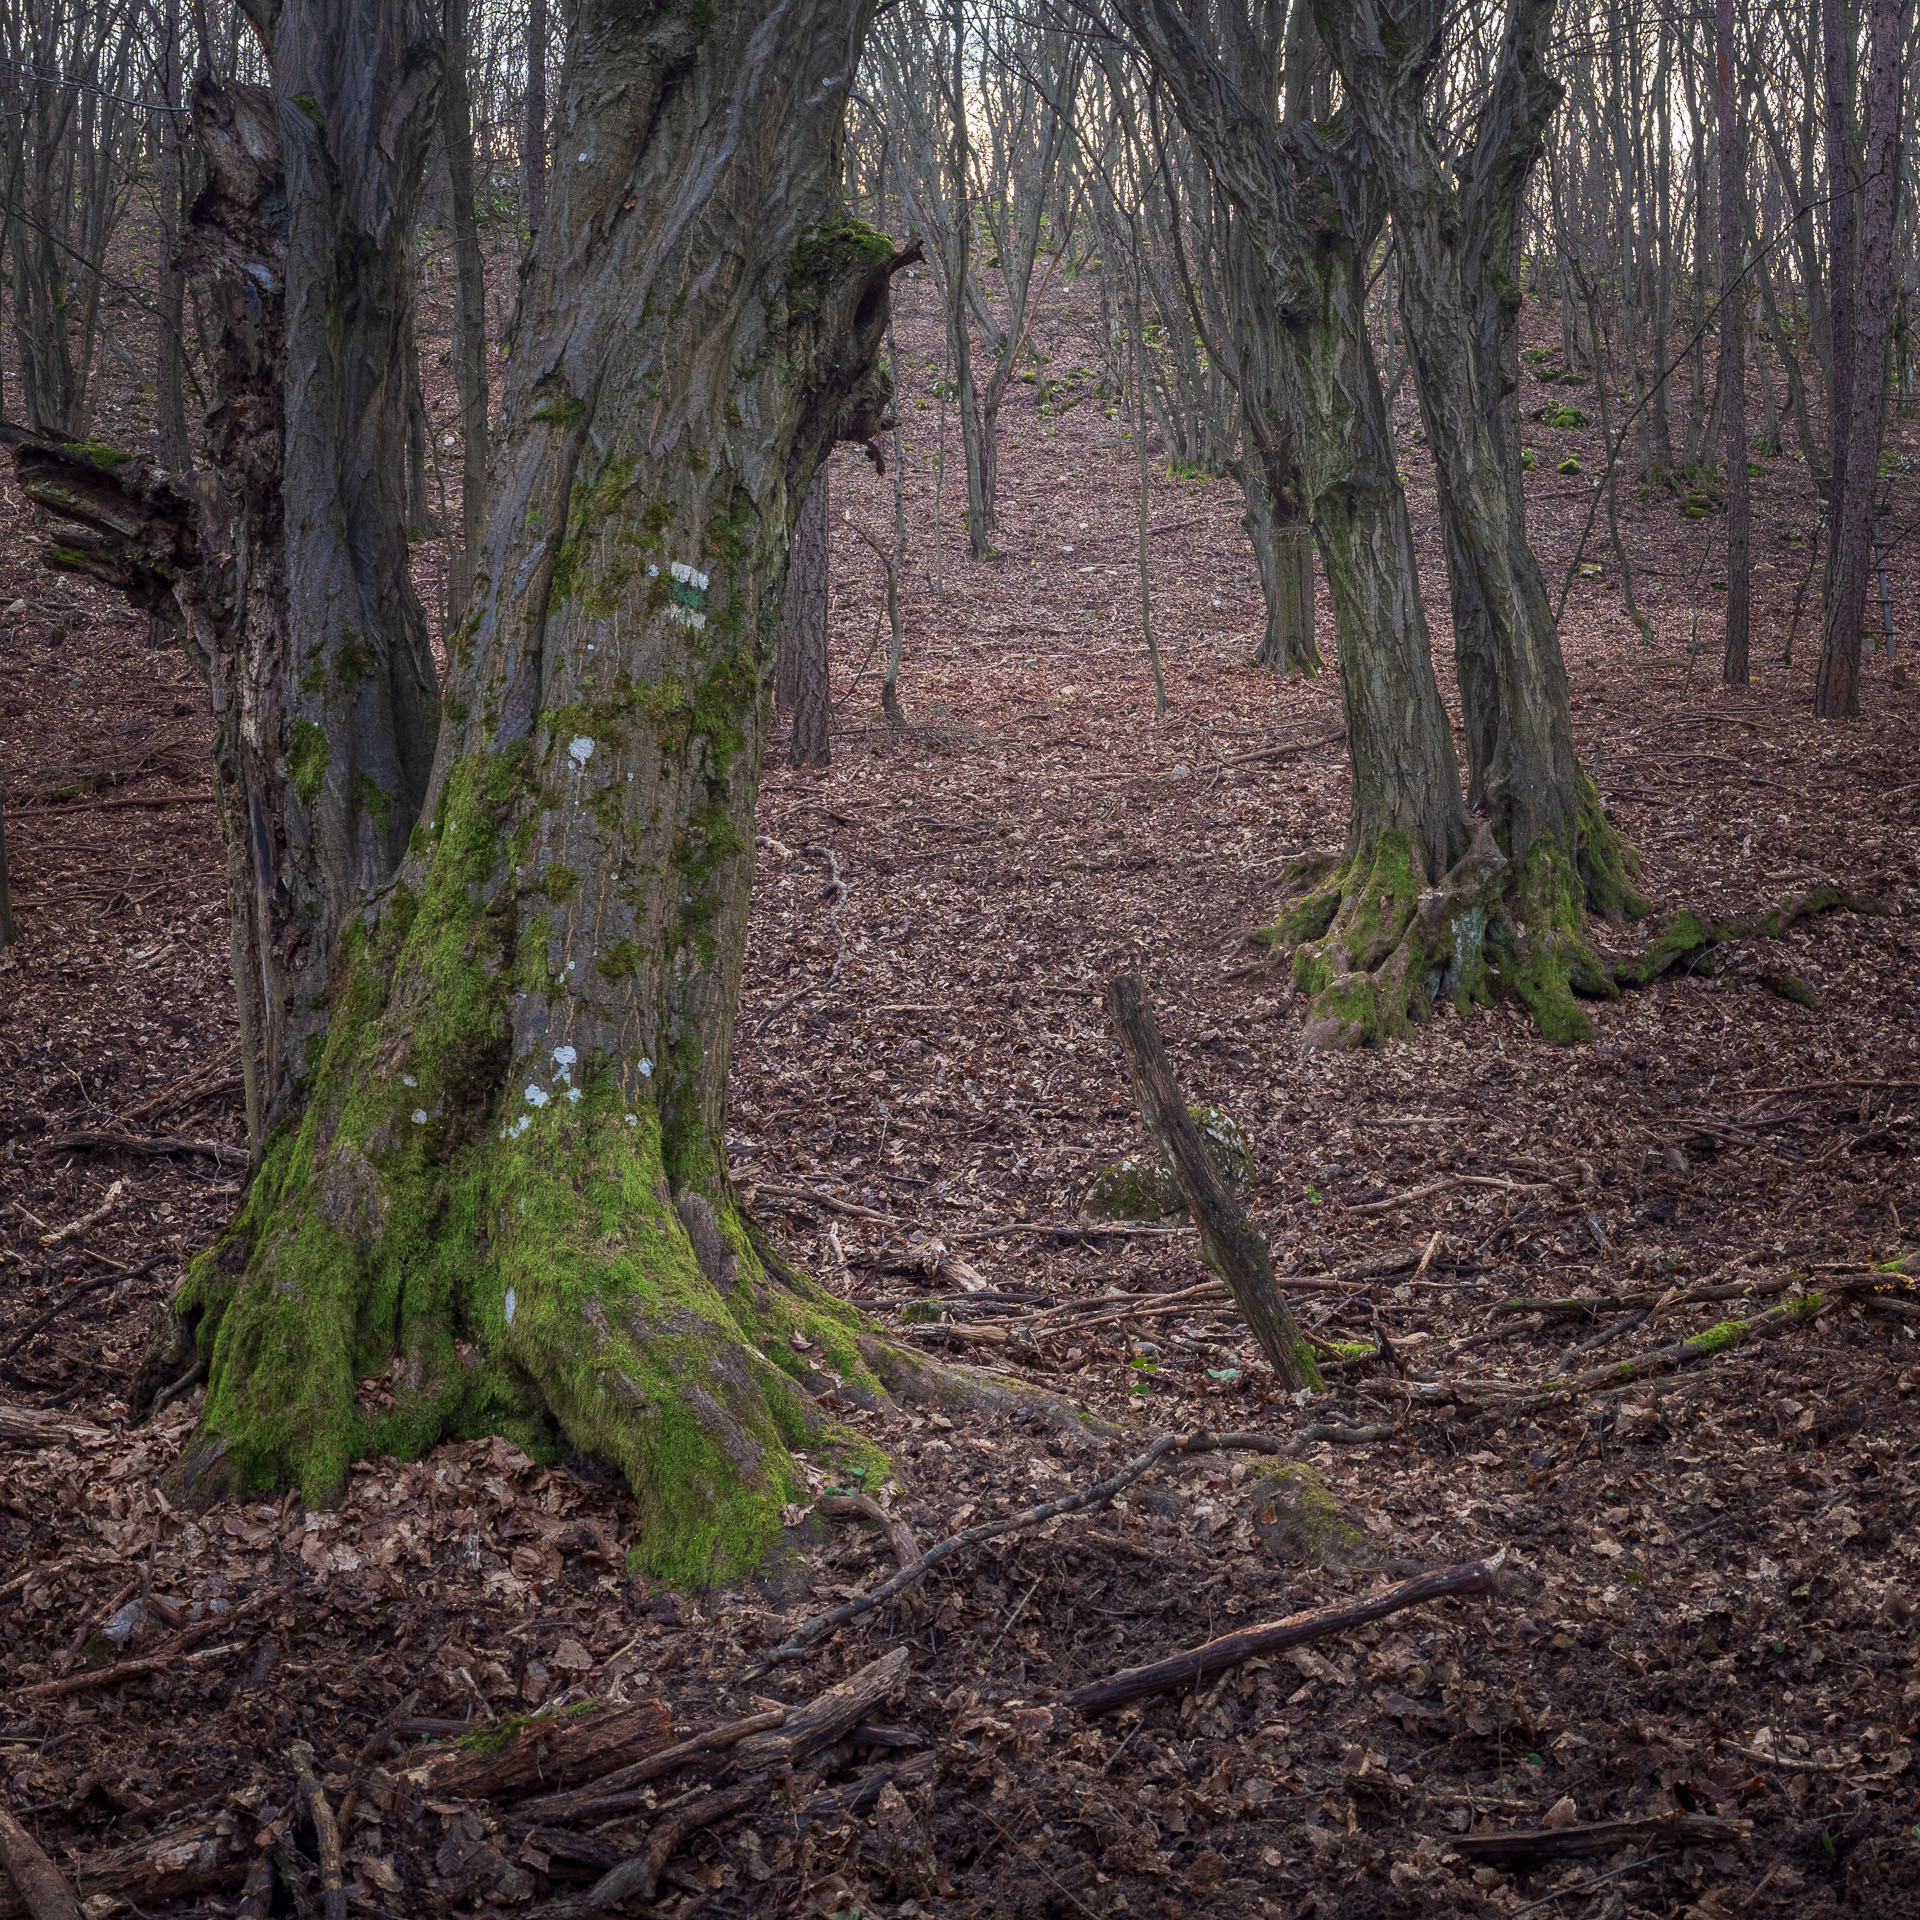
[754,844,848,1031]
[38,1178,125,1249]
[1507,1858,1649,1918]
[1060,1557,1505,1716]
[1454,1812,1748,1864]
[290,1743,346,1920]
[757,1428,1281,1668]
[2,1267,145,1363]
[527,1779,765,1915]
[818,1490,922,1569]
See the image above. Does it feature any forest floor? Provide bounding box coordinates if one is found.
[2,262,1919,1920]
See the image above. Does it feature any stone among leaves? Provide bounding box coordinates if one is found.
[1082,1106,1254,1221]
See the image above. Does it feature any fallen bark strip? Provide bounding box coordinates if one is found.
[1059,1558,1504,1717]
[1104,975,1318,1389]
[289,1744,345,1920]
[0,1800,84,1920]
[416,1696,674,1798]
[733,1648,910,1766]
[1499,1294,1826,1408]
[758,1429,1281,1668]
[524,1779,767,1917]
[514,1709,787,1824]
[38,1178,125,1249]
[38,1129,248,1169]
[0,1406,111,1451]
[1453,1812,1749,1864]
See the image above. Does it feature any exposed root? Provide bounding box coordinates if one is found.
[1257,794,1872,1048]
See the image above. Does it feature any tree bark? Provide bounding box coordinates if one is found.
[166,0,914,1584]
[441,0,491,623]
[785,465,832,767]
[1239,458,1318,675]
[1715,0,1751,686]
[1816,0,1903,718]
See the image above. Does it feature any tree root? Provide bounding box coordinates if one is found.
[1257,798,1876,1047]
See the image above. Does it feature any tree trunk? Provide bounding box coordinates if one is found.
[1240,459,1318,675]
[1715,0,1751,686]
[5,18,445,1150]
[785,464,832,767]
[441,0,491,623]
[166,0,914,1583]
[1817,0,1902,719]
[156,0,193,474]
[1311,0,1644,1044]
[525,0,547,234]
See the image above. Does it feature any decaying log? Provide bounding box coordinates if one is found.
[0,1817,250,1920]
[515,1708,788,1824]
[1103,975,1319,1389]
[0,1407,110,1452]
[0,1802,83,1920]
[1060,1557,1504,1716]
[732,1648,910,1768]
[1454,1812,1749,1864]
[415,1697,674,1798]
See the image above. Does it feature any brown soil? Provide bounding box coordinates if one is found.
[2,259,1918,1920]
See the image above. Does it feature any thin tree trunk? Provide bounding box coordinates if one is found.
[156,0,192,472]
[1715,0,1751,685]
[1241,463,1317,674]
[1817,0,1903,717]
[525,0,547,234]
[441,0,490,621]
[787,465,832,766]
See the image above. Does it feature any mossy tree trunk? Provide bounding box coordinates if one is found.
[1305,0,1647,1043]
[167,0,918,1585]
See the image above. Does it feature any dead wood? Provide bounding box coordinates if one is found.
[414,1696,674,1798]
[819,1490,923,1568]
[798,1747,940,1824]
[514,1708,788,1824]
[1059,1557,1504,1716]
[524,1778,767,1916]
[289,1743,345,1920]
[17,1591,270,1702]
[1102,974,1318,1388]
[760,1430,1292,1666]
[0,1407,110,1451]
[38,1130,247,1169]
[733,1647,910,1765]
[0,1802,83,1920]
[1454,1812,1749,1864]
[0,1817,250,1920]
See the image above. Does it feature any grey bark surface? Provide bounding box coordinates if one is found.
[1241,466,1317,675]
[1714,0,1751,686]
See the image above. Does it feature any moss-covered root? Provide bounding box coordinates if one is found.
[1512,1291,1826,1409]
[1614,882,1876,990]
[1571,770,1649,925]
[1281,832,1428,1049]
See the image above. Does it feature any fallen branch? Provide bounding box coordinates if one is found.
[527,1778,766,1916]
[1103,974,1318,1389]
[2,1262,160,1364]
[289,1744,345,1920]
[758,1428,1281,1667]
[1454,1812,1749,1865]
[16,1593,269,1702]
[0,1800,83,1920]
[515,1709,787,1825]
[1059,1557,1504,1716]
[38,1129,247,1169]
[1500,1294,1826,1408]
